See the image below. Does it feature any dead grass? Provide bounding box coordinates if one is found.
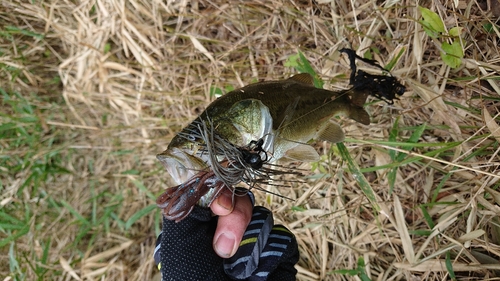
[1,0,500,280]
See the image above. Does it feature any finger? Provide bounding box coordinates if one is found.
[210,188,235,216]
[211,189,253,258]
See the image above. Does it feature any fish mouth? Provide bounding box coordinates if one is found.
[155,143,271,222]
[156,147,208,185]
[156,118,276,221]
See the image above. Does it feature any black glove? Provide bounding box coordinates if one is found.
[153,203,299,281]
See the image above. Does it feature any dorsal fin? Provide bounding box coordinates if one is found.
[288,73,315,86]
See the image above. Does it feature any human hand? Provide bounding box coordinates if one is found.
[210,188,254,258]
[153,189,299,280]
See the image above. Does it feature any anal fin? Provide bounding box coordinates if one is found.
[317,122,345,143]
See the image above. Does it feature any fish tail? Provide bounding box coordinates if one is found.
[350,89,370,107]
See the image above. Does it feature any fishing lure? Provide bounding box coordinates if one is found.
[156,119,283,222]
[156,168,224,222]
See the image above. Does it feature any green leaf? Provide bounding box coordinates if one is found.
[448,27,462,38]
[388,117,400,161]
[483,23,494,33]
[388,122,426,193]
[297,51,323,88]
[331,268,360,275]
[121,169,139,175]
[125,204,157,230]
[8,243,21,274]
[387,118,400,193]
[4,26,44,40]
[225,85,235,92]
[210,86,223,97]
[291,206,307,212]
[284,54,299,68]
[0,122,16,133]
[331,257,371,280]
[104,43,111,54]
[363,49,373,60]
[0,225,29,247]
[356,257,372,281]
[419,6,445,38]
[441,41,463,69]
[337,143,379,211]
[446,251,457,280]
[36,238,51,276]
[111,149,134,155]
[0,211,24,225]
[132,179,156,200]
[410,229,433,236]
[385,47,405,71]
[420,204,435,229]
[396,123,426,162]
[60,200,91,226]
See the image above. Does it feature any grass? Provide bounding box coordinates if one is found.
[1,0,500,280]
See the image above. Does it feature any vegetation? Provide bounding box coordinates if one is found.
[1,0,499,280]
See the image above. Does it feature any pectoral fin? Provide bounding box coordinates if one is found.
[317,122,345,143]
[283,143,320,162]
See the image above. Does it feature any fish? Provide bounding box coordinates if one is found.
[155,73,373,221]
[156,48,406,221]
[158,72,371,187]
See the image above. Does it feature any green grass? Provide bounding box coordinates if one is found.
[2,1,500,280]
[0,86,162,279]
[286,46,500,279]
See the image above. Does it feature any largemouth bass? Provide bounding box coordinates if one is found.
[158,73,371,186]
[155,73,374,221]
[156,49,406,221]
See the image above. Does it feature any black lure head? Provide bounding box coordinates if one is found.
[239,139,268,170]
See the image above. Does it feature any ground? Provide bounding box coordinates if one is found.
[1,0,500,280]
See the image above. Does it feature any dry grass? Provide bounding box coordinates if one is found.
[1,0,500,280]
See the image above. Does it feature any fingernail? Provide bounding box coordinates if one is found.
[216,191,233,211]
[214,233,236,258]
